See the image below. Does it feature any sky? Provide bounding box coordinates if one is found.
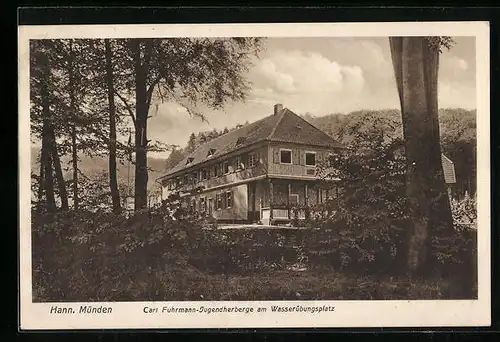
[145,36,476,158]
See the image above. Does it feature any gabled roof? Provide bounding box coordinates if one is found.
[160,108,344,178]
[441,154,456,184]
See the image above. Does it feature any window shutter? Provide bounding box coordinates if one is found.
[273,148,279,163]
[293,149,299,165]
[299,150,305,165]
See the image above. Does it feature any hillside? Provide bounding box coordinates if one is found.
[308,108,477,197]
[302,108,475,145]
[30,147,165,192]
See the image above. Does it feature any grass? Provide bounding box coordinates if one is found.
[33,262,475,302]
[31,210,477,302]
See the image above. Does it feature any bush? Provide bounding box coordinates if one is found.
[450,192,477,229]
[31,203,205,301]
[310,117,410,274]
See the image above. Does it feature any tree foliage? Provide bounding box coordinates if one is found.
[30,37,264,212]
[304,108,476,198]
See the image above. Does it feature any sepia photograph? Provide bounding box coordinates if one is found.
[18,21,490,329]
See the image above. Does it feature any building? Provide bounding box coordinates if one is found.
[156,104,345,225]
[156,104,458,224]
[441,153,457,197]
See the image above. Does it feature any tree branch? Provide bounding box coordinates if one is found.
[114,90,136,129]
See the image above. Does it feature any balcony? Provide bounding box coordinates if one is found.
[172,163,266,194]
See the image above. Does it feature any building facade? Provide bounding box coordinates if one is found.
[156,104,345,225]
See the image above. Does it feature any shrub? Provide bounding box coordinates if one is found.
[450,192,477,229]
[312,117,410,274]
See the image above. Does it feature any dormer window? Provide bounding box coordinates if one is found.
[186,157,194,165]
[236,136,246,146]
[207,148,216,157]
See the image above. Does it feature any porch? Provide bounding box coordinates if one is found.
[260,205,306,225]
[255,178,339,226]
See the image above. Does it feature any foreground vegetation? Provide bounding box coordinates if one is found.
[32,201,477,302]
[32,115,478,302]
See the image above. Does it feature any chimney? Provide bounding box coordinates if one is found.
[274,103,283,115]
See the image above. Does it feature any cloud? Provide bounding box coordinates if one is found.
[457,58,468,71]
[440,55,471,79]
[439,81,476,109]
[250,50,365,113]
[447,56,469,71]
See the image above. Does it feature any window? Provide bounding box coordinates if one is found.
[216,193,223,210]
[236,136,246,146]
[207,148,216,157]
[184,174,189,184]
[305,152,316,166]
[248,153,256,168]
[280,149,292,164]
[176,177,181,187]
[192,172,198,184]
[235,156,242,170]
[200,197,206,212]
[202,168,208,180]
[226,191,233,208]
[223,161,230,174]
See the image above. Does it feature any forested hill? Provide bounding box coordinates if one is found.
[302,108,476,145]
[305,108,477,196]
[30,148,166,191]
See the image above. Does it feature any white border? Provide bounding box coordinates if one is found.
[18,21,491,330]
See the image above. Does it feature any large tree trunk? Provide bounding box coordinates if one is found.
[68,40,79,210]
[132,39,150,211]
[105,39,121,214]
[389,37,454,274]
[39,53,56,212]
[48,124,69,210]
[37,146,45,205]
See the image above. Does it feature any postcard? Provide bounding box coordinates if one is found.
[18,21,490,329]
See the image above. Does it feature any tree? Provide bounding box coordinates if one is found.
[38,50,57,212]
[30,40,69,212]
[186,133,197,154]
[164,149,185,171]
[389,36,455,274]
[105,39,122,213]
[114,38,263,210]
[66,40,80,210]
[318,116,408,273]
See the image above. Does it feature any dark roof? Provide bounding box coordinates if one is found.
[441,154,456,184]
[160,108,344,178]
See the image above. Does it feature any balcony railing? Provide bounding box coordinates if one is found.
[169,164,266,193]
